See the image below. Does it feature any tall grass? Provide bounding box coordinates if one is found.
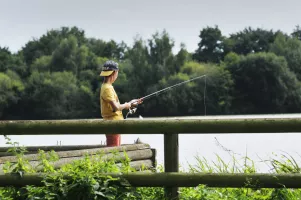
[180,140,301,200]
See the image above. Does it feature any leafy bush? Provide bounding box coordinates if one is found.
[1,136,301,199]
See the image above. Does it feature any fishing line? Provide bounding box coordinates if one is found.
[126,74,207,118]
[141,75,207,101]
[204,75,207,116]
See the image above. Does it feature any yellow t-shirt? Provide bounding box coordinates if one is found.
[100,83,124,120]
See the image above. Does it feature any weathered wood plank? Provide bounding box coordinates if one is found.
[0,144,151,163]
[164,133,179,200]
[2,172,301,188]
[0,149,154,170]
[0,144,107,152]
[1,116,301,135]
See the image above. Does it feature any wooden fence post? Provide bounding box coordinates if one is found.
[164,133,179,200]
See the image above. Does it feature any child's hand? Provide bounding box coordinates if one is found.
[130,98,143,107]
[124,102,132,109]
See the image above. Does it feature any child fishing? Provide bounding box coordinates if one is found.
[99,60,142,146]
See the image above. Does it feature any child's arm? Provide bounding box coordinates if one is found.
[109,101,131,112]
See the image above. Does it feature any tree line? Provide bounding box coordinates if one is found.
[1,25,301,120]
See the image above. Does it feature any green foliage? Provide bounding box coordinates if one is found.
[22,26,86,66]
[148,30,174,66]
[23,71,80,119]
[31,55,52,72]
[2,136,301,199]
[1,137,140,200]
[175,43,191,72]
[291,25,301,40]
[144,61,233,116]
[269,32,301,80]
[86,39,127,60]
[2,136,34,180]
[50,35,80,74]
[193,25,225,63]
[228,27,279,55]
[0,71,24,118]
[147,30,177,83]
[2,25,301,118]
[223,52,240,66]
[124,38,153,97]
[0,47,13,72]
[179,147,301,200]
[227,52,301,114]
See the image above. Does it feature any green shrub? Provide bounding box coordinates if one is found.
[2,136,301,200]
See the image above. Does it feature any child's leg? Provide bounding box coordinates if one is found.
[106,134,121,147]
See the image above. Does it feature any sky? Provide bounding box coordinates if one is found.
[1,0,301,53]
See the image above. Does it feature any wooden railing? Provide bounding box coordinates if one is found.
[1,114,301,199]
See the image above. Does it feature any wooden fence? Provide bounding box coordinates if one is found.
[1,114,301,199]
[0,143,156,173]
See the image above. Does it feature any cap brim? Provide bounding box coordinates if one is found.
[100,71,114,76]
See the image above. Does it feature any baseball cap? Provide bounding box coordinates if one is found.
[99,60,119,76]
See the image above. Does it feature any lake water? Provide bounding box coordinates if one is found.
[1,114,301,172]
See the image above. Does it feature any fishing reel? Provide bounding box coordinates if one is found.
[125,104,139,119]
[128,105,138,115]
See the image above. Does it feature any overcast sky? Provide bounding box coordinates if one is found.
[1,0,300,53]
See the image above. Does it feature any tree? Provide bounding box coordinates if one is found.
[291,25,301,40]
[0,71,24,118]
[86,39,127,60]
[223,52,240,67]
[102,40,127,60]
[226,52,301,114]
[148,30,174,65]
[74,45,89,73]
[193,25,225,63]
[0,47,12,72]
[228,27,278,55]
[142,61,233,116]
[125,37,152,97]
[50,35,89,76]
[269,33,301,80]
[21,26,86,65]
[86,38,107,57]
[50,36,78,73]
[67,84,98,118]
[174,43,191,72]
[31,56,52,72]
[180,62,233,115]
[23,71,78,119]
[148,30,175,78]
[0,47,26,77]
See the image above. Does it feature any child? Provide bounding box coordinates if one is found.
[99,60,142,146]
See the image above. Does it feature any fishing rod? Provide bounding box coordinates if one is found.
[126,74,207,118]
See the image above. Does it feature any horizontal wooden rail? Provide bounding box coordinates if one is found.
[0,144,107,152]
[1,172,301,188]
[0,144,151,163]
[1,115,301,135]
